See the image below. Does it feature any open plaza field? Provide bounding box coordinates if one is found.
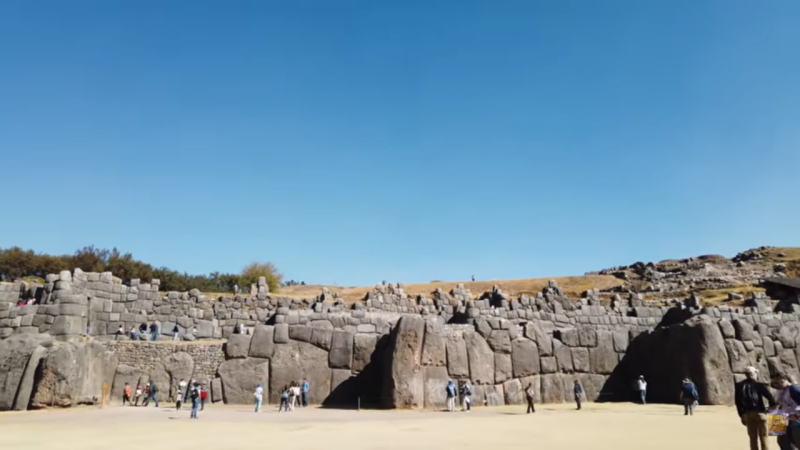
[1,402,749,450]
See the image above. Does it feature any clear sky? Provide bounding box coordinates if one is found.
[0,1,798,286]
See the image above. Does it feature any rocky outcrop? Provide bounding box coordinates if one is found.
[217,358,269,404]
[0,334,52,411]
[382,316,425,408]
[30,341,118,408]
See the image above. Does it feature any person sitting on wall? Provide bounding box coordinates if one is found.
[139,322,148,340]
[116,325,125,336]
[130,326,138,341]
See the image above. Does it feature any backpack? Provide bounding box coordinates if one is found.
[446,384,455,397]
[190,388,199,401]
[741,381,761,410]
[683,383,697,400]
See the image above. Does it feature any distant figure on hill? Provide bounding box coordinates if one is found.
[574,380,583,410]
[445,379,457,412]
[525,383,536,414]
[636,376,647,404]
[680,378,698,416]
[471,275,475,282]
[735,366,775,450]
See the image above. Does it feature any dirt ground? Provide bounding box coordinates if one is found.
[1,402,750,449]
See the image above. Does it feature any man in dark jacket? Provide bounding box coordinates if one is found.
[735,366,776,450]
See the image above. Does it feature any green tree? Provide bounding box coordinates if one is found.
[240,262,282,293]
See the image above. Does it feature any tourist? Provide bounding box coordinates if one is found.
[134,385,143,406]
[254,383,264,412]
[735,366,776,450]
[179,379,188,400]
[446,379,457,412]
[291,382,301,410]
[139,322,148,340]
[149,381,160,407]
[302,378,309,407]
[150,322,159,341]
[680,378,699,416]
[637,375,647,404]
[460,380,472,412]
[142,384,151,406]
[279,385,290,412]
[116,324,124,336]
[200,385,208,411]
[574,380,583,410]
[129,326,137,341]
[189,382,200,419]
[123,382,132,406]
[525,383,536,414]
[172,324,180,341]
[775,373,800,450]
[176,391,183,410]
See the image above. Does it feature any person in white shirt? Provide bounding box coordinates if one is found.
[637,376,647,404]
[254,383,264,412]
[290,383,300,410]
[178,379,188,399]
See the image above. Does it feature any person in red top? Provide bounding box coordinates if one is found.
[200,386,208,410]
[123,383,132,406]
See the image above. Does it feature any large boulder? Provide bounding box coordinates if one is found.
[382,316,425,409]
[329,331,354,370]
[30,341,118,408]
[270,340,331,404]
[110,364,143,403]
[466,331,495,385]
[589,330,617,374]
[421,330,446,366]
[445,336,469,378]
[541,373,566,403]
[225,335,252,359]
[0,334,53,411]
[525,322,553,356]
[249,325,275,358]
[511,338,540,378]
[217,358,269,404]
[423,366,449,410]
[353,334,378,372]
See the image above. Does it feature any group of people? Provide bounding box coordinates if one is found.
[254,379,310,413]
[122,379,207,419]
[115,321,161,341]
[443,378,585,413]
[734,366,800,450]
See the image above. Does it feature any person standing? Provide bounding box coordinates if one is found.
[279,385,290,412]
[291,382,301,410]
[189,382,200,419]
[200,385,208,411]
[178,379,188,400]
[735,366,776,450]
[525,383,536,414]
[123,383,132,406]
[254,383,264,413]
[134,385,143,406]
[150,322,159,341]
[302,378,309,407]
[574,380,583,410]
[637,376,647,404]
[175,392,183,410]
[776,374,800,450]
[172,324,180,341]
[149,381,159,407]
[445,379,457,412]
[680,378,699,416]
[129,327,138,341]
[460,381,472,412]
[142,384,151,407]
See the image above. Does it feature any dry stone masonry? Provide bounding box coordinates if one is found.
[2,267,800,411]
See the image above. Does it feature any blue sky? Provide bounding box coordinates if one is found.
[0,1,798,286]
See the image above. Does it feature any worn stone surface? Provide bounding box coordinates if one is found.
[329,331,355,370]
[511,338,540,378]
[224,334,251,359]
[382,316,425,409]
[0,334,52,411]
[466,331,495,385]
[421,331,446,366]
[423,366,450,410]
[30,341,118,408]
[270,340,331,404]
[217,357,269,404]
[353,333,378,372]
[445,336,469,378]
[248,325,275,358]
[495,353,513,383]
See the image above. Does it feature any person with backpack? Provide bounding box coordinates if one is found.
[189,382,200,419]
[445,380,457,412]
[279,385,290,412]
[460,381,472,412]
[735,366,776,450]
[525,383,536,414]
[775,374,800,450]
[680,378,699,416]
[574,380,584,410]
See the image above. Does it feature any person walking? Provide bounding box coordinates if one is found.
[445,379,457,412]
[279,385,290,412]
[460,381,472,412]
[148,381,159,407]
[178,379,188,400]
[574,380,583,410]
[525,383,536,414]
[200,385,208,411]
[134,385,143,406]
[123,383,132,406]
[175,392,183,410]
[142,384,151,406]
[680,378,699,416]
[637,376,647,404]
[291,382,301,410]
[735,366,776,450]
[189,382,200,419]
[776,374,800,450]
[254,383,264,413]
[302,378,309,407]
